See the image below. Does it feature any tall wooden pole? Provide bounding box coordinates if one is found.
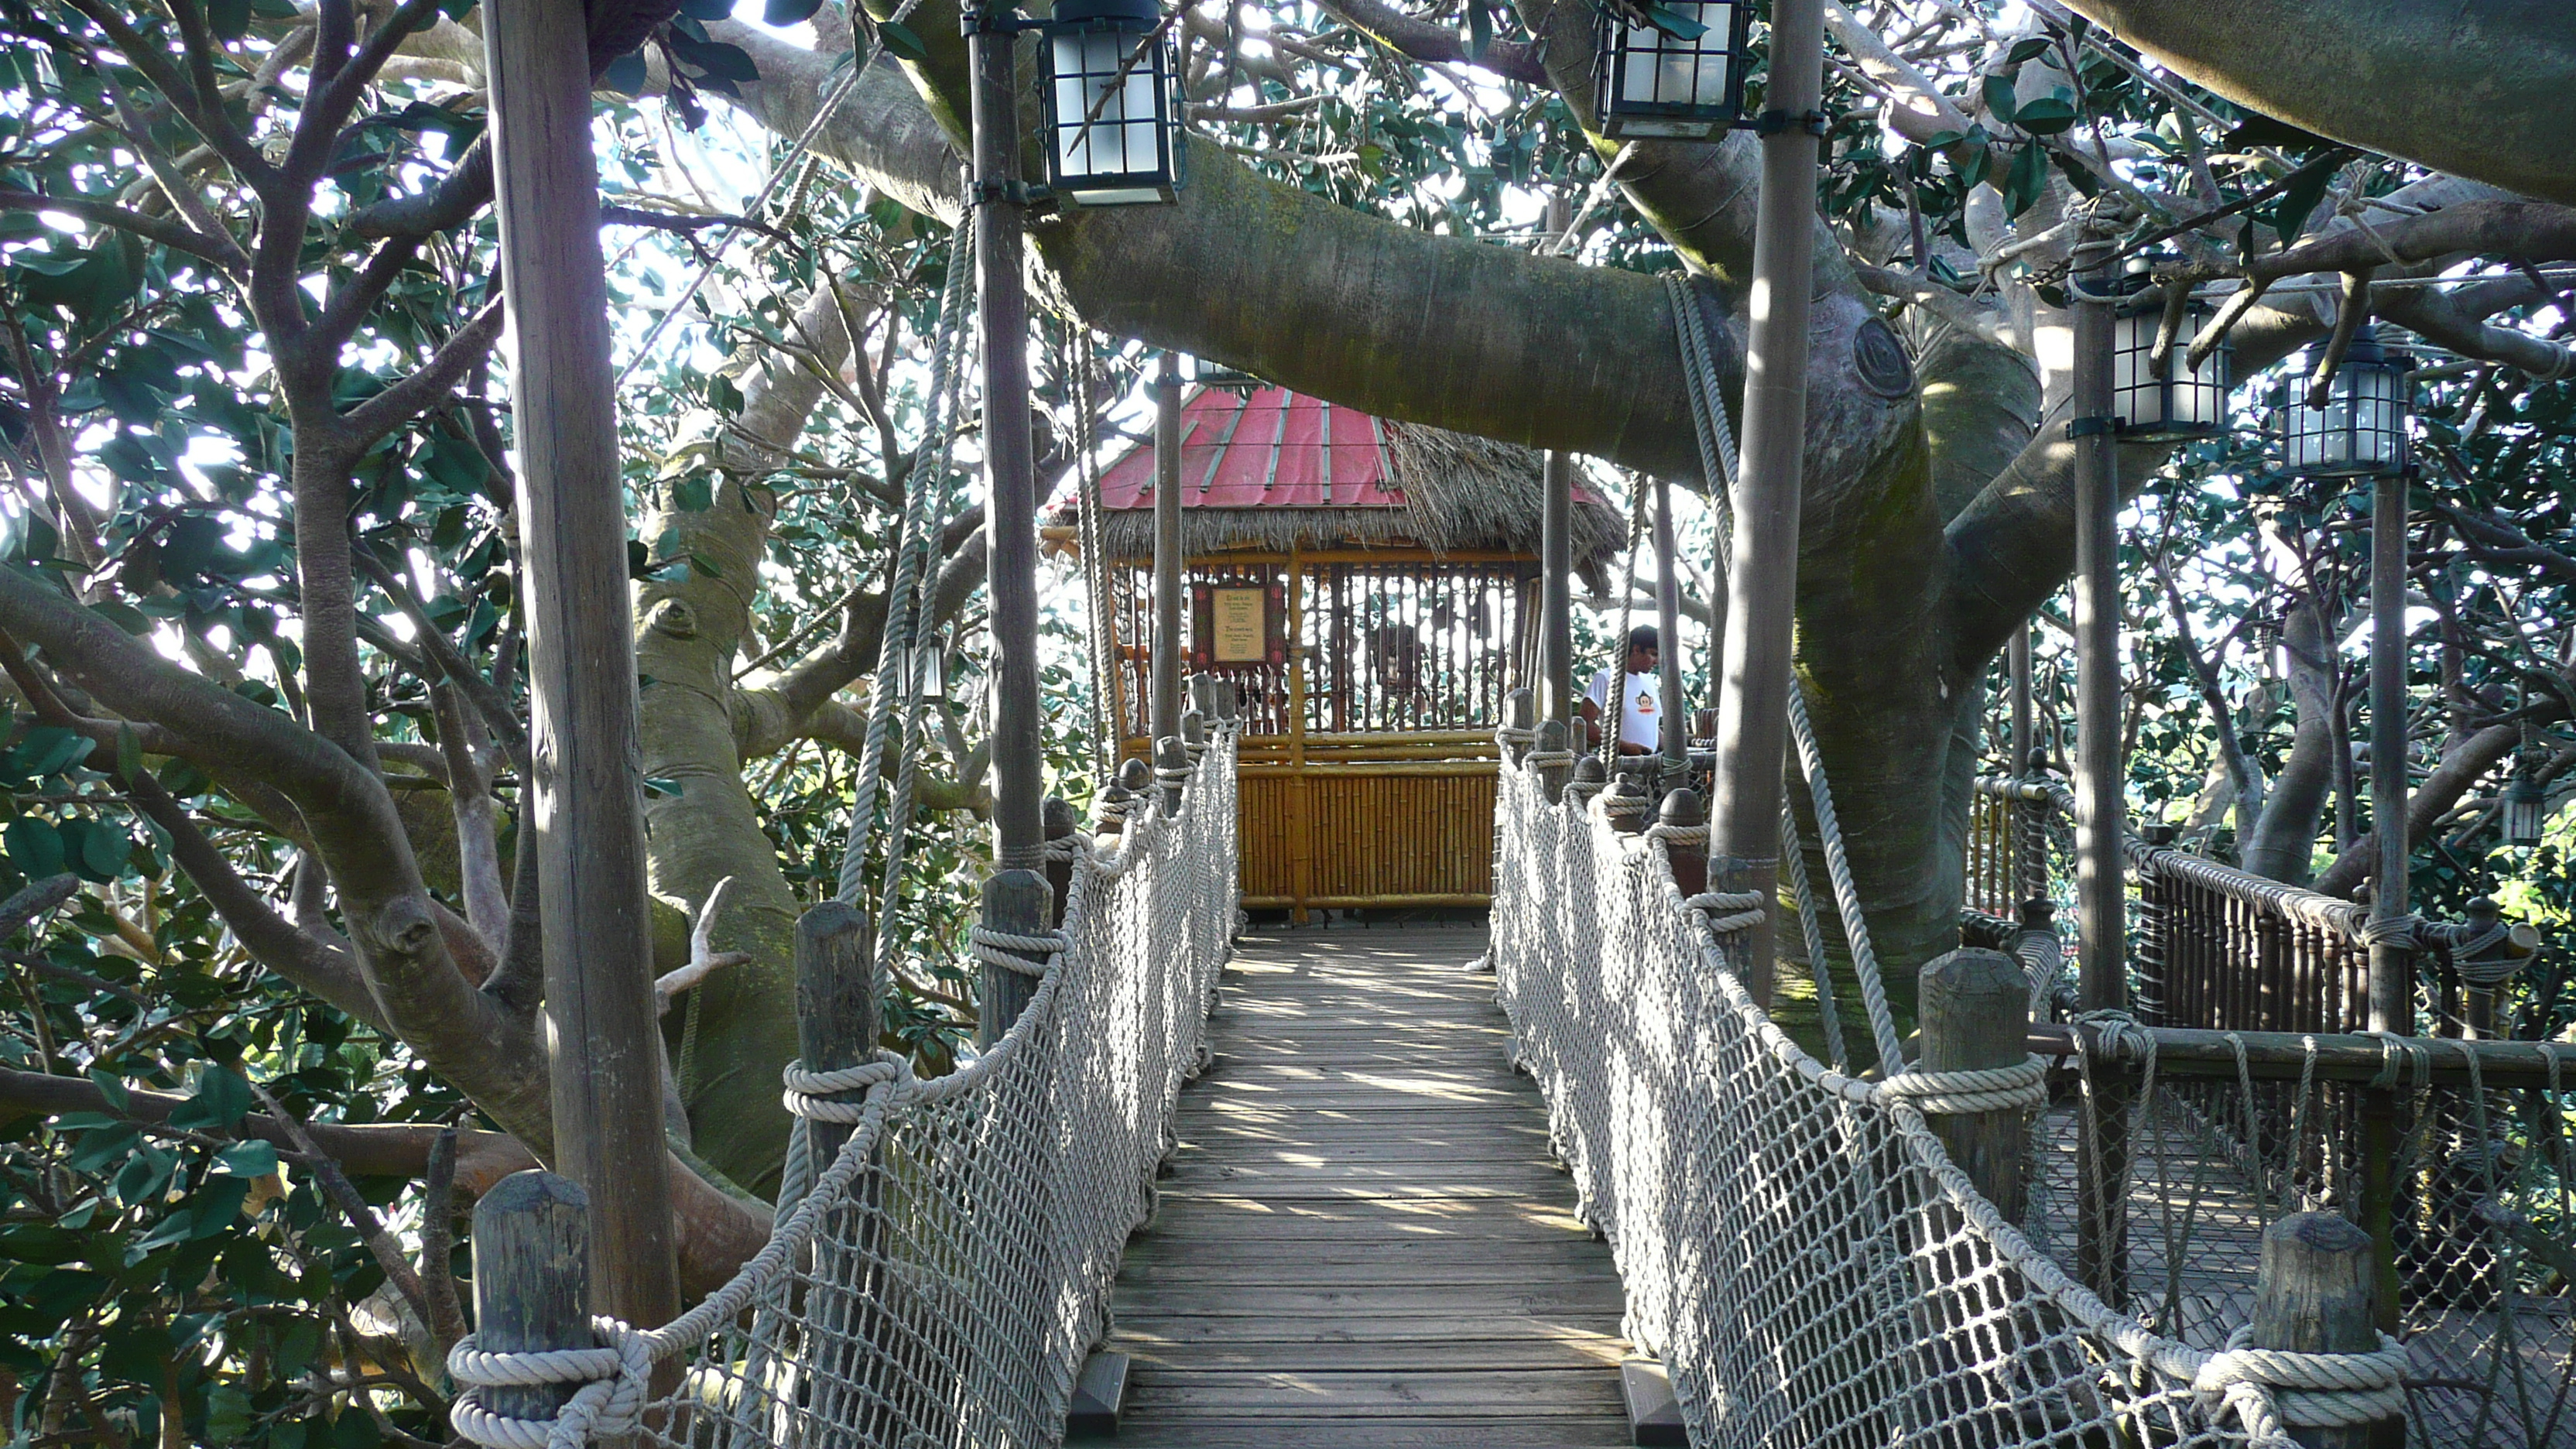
[1540,450,1574,725]
[2070,262,2124,1019]
[971,3,1042,875]
[481,0,675,1331]
[1652,474,1686,769]
[2069,254,2128,1307]
[2366,470,2411,1033]
[1705,0,1826,1006]
[2009,625,2033,775]
[1152,351,1184,742]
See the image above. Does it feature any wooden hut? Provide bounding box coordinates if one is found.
[1050,384,1620,917]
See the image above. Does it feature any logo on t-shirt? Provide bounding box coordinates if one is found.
[1635,689,1656,714]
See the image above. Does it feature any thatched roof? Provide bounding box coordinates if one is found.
[1048,386,1625,567]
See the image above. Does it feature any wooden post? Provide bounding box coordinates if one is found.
[978,869,1051,1047]
[1652,474,1686,773]
[1502,687,1535,766]
[795,902,876,1165]
[2009,624,2033,776]
[2366,468,2411,1035]
[1704,0,1825,1010]
[1181,708,1207,765]
[1605,772,1649,836]
[2252,1212,2389,1449]
[1042,796,1078,927]
[1156,735,1189,817]
[1540,450,1574,725]
[971,0,1043,874]
[1660,787,1707,898]
[473,1171,591,1425]
[481,0,673,1331]
[2068,252,2130,1310]
[1153,351,1184,743]
[1534,718,1571,803]
[1918,949,2031,1223]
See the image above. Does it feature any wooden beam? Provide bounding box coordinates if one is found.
[1154,351,1184,742]
[481,0,673,1331]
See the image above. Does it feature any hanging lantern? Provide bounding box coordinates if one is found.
[1593,0,1752,142]
[1042,0,1181,207]
[2278,324,2413,478]
[2111,273,2230,441]
[916,638,948,702]
[2502,769,2547,848]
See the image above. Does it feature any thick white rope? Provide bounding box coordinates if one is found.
[1879,1055,2050,1115]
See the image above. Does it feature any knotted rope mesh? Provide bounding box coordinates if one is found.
[450,729,1238,1449]
[1488,744,2383,1449]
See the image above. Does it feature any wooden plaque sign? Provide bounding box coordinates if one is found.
[1190,580,1289,670]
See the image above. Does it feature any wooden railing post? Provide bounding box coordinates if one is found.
[1604,772,1649,837]
[979,869,1051,1047]
[1151,351,1184,745]
[472,1170,591,1429]
[1534,719,1571,803]
[1660,788,1707,898]
[2252,1212,2392,1449]
[1181,709,1208,767]
[1043,796,1078,929]
[1155,735,1190,817]
[1502,687,1534,766]
[796,902,876,1164]
[1919,948,2031,1223]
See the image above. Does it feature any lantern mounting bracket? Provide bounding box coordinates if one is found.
[971,177,1053,207]
[2064,416,2117,439]
[1750,108,1828,137]
[960,6,1041,35]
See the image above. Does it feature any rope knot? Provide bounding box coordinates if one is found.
[780,1052,907,1121]
[2194,1326,2410,1442]
[1878,1055,2049,1115]
[1681,890,1766,936]
[2355,912,2423,949]
[971,923,1068,978]
[447,1317,653,1449]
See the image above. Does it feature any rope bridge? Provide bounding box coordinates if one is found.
[1489,741,2414,1448]
[447,725,1241,1449]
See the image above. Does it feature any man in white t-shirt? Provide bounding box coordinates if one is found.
[1579,625,1661,756]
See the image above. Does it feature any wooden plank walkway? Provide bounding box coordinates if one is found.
[1099,924,1636,1447]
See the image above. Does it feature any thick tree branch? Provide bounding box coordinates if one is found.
[1309,0,1548,84]
[0,188,243,269]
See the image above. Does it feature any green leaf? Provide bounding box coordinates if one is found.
[875,19,930,60]
[2272,153,2341,244]
[679,0,732,15]
[168,1067,252,1131]
[2002,139,2047,216]
[115,724,142,783]
[764,0,824,23]
[1920,128,1965,149]
[187,1177,252,1236]
[14,725,94,776]
[1981,74,2019,125]
[1640,3,1705,39]
[87,1068,129,1114]
[643,776,684,799]
[216,1140,279,1177]
[673,474,714,512]
[687,553,724,580]
[707,373,744,416]
[5,817,64,880]
[205,1386,254,1443]
[1463,0,1492,60]
[2013,97,2078,134]
[2006,36,2053,64]
[601,51,648,96]
[74,819,129,882]
[207,0,252,36]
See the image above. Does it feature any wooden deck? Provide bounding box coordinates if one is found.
[1099,924,1636,1447]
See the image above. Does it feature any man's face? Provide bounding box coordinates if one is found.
[1629,644,1658,674]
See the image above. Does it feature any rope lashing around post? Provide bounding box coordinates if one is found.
[1877,1056,2051,1115]
[448,1323,653,1449]
[2193,1326,2413,1444]
[2362,1028,2434,1091]
[1680,889,1766,937]
[2355,912,2424,949]
[971,923,1070,978]
[1522,748,1577,768]
[779,1053,907,1122]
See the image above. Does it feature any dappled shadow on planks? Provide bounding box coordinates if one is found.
[1100,926,1634,1448]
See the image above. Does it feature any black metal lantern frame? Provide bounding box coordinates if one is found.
[1037,0,1183,207]
[2109,275,2230,443]
[2277,324,2413,479]
[1594,0,1753,141]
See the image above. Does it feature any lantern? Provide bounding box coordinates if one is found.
[1594,0,1752,141]
[2111,275,2230,441]
[2502,770,2547,848]
[916,637,947,702]
[2279,324,2412,478]
[1042,0,1180,207]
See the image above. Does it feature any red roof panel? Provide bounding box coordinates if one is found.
[1094,386,1405,510]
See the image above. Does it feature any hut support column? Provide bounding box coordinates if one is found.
[1706,0,1826,1008]
[481,0,674,1334]
[1540,450,1574,727]
[1153,351,1184,743]
[1653,474,1686,772]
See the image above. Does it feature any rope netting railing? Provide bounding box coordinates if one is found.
[448,728,1241,1449]
[1491,747,2417,1449]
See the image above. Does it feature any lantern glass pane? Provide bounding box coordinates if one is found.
[1047,26,1173,203]
[1601,0,1736,134]
[2111,299,2225,439]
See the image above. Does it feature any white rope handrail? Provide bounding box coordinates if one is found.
[1877,1056,2050,1115]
